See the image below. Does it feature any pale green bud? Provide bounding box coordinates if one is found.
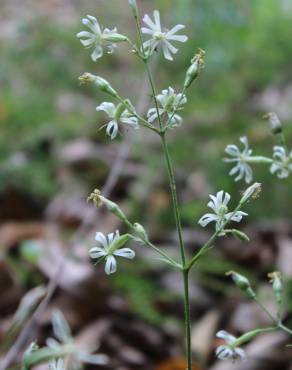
[268,271,283,306]
[78,73,118,98]
[102,197,127,221]
[264,112,282,135]
[103,33,128,42]
[231,229,250,242]
[226,271,256,299]
[128,0,138,18]
[133,222,148,241]
[184,49,205,89]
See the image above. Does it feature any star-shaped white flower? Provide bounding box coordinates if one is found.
[216,330,246,361]
[77,15,126,61]
[96,102,138,140]
[47,310,108,370]
[198,190,247,231]
[270,146,292,179]
[224,137,253,183]
[141,10,188,61]
[89,231,135,275]
[147,87,187,127]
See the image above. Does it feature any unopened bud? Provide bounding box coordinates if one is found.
[184,48,205,89]
[226,271,256,299]
[264,112,282,135]
[231,229,250,242]
[133,222,148,241]
[103,33,127,42]
[240,182,261,204]
[78,73,118,98]
[268,271,283,306]
[128,0,138,18]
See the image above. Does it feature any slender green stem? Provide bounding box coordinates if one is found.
[160,132,191,370]
[123,219,181,268]
[130,6,190,367]
[253,296,277,324]
[279,323,292,336]
[245,156,273,164]
[160,133,186,266]
[183,269,192,369]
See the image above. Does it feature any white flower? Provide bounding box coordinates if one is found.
[216,330,246,361]
[96,102,138,140]
[77,15,126,61]
[47,310,108,370]
[147,87,187,127]
[270,146,292,179]
[224,137,253,183]
[89,231,135,275]
[141,10,188,61]
[198,190,247,231]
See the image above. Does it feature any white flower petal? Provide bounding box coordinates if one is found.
[113,248,135,259]
[95,232,108,248]
[198,213,218,227]
[216,330,236,342]
[105,255,117,274]
[106,120,119,140]
[96,102,116,117]
[89,247,107,259]
[91,45,103,61]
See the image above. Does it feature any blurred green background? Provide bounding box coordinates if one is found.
[1,0,292,227]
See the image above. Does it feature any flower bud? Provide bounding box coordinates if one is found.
[226,271,256,299]
[102,197,127,221]
[264,112,282,135]
[184,48,205,89]
[231,229,250,242]
[240,182,261,204]
[268,271,282,306]
[103,33,128,42]
[133,222,148,241]
[78,73,118,98]
[128,0,138,18]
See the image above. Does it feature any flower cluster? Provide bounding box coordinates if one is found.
[216,330,246,361]
[147,87,187,126]
[89,231,135,275]
[141,10,188,60]
[224,137,253,183]
[198,190,247,231]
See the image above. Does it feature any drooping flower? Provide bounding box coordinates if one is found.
[270,146,292,179]
[47,310,108,370]
[198,191,247,231]
[77,15,127,61]
[147,87,187,127]
[216,330,246,361]
[89,231,135,275]
[96,102,138,140]
[224,137,253,183]
[141,10,188,60]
